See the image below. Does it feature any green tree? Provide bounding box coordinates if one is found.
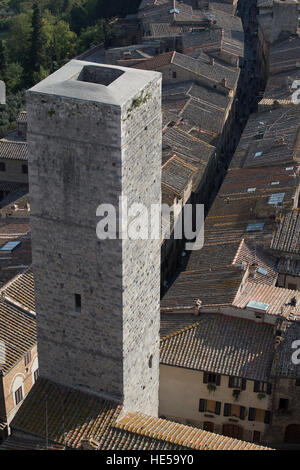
[7,13,31,64]
[42,11,77,70]
[77,21,105,53]
[25,2,47,86]
[5,62,23,93]
[0,40,7,82]
[69,4,88,34]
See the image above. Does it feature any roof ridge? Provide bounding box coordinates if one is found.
[160,320,202,341]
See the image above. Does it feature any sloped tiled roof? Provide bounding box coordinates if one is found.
[161,267,244,312]
[277,257,300,276]
[0,140,28,161]
[1,269,35,315]
[230,106,300,169]
[17,111,27,123]
[271,210,300,254]
[0,299,36,374]
[162,155,194,197]
[232,239,278,286]
[134,51,239,90]
[269,36,300,75]
[9,377,270,450]
[116,412,270,450]
[233,281,300,319]
[160,314,275,381]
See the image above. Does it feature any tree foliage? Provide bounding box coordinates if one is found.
[0,0,142,132]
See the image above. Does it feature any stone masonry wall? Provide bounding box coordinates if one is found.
[26,65,162,416]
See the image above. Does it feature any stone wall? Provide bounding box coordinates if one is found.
[0,158,28,184]
[27,61,162,416]
[272,0,299,43]
[265,377,300,445]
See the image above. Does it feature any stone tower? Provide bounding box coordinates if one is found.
[272,0,299,43]
[26,60,162,416]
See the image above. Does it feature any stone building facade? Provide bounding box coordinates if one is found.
[27,61,162,416]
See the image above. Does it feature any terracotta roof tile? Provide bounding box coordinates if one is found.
[0,299,36,374]
[160,313,275,381]
[9,378,271,450]
[233,281,300,319]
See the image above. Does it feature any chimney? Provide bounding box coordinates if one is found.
[194,299,202,316]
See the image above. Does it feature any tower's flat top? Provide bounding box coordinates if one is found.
[28,60,161,106]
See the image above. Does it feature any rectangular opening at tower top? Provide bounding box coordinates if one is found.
[77,65,124,86]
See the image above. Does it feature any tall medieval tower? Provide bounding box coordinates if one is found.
[26,61,162,416]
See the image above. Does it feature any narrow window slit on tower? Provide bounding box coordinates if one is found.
[148,354,153,369]
[75,294,81,312]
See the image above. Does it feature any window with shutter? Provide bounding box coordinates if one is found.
[208,373,217,384]
[203,373,208,384]
[215,375,221,386]
[231,404,240,418]
[224,403,231,416]
[254,381,268,393]
[24,351,31,366]
[241,379,247,390]
[255,408,265,423]
[248,408,255,421]
[199,399,206,412]
[15,387,23,405]
[240,406,246,420]
[215,401,221,415]
[206,400,216,413]
[267,383,272,395]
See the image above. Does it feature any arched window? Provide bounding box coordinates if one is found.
[12,375,24,406]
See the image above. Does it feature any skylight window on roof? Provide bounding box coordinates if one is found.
[170,8,180,14]
[0,241,21,252]
[268,193,285,206]
[257,267,268,276]
[271,182,279,185]
[286,167,294,171]
[254,152,263,157]
[247,188,256,193]
[246,222,265,232]
[247,301,269,311]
